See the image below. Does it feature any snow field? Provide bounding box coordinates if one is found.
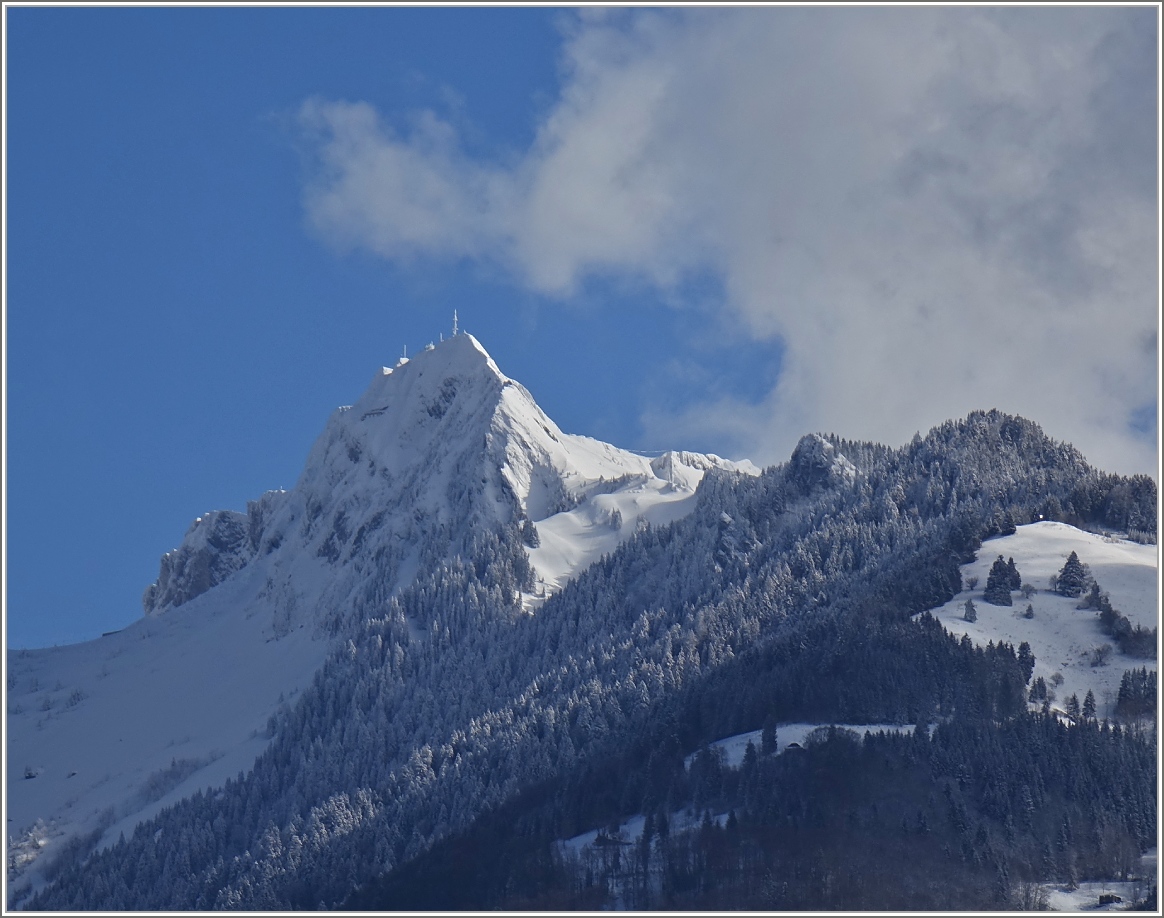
[522,469,705,609]
[927,521,1158,722]
[1040,848,1156,911]
[691,722,917,768]
[12,335,1151,909]
[5,563,330,903]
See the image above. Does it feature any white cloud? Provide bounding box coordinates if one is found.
[296,98,512,260]
[297,7,1158,476]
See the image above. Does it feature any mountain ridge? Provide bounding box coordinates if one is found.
[6,333,759,905]
[142,333,757,621]
[7,339,1156,910]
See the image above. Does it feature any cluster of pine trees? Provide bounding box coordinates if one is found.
[1116,668,1157,721]
[348,712,1155,911]
[983,555,1022,606]
[23,410,1157,911]
[1076,578,1158,660]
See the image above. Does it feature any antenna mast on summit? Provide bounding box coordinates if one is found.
[452,310,459,337]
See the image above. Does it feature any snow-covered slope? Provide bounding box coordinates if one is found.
[143,333,756,622]
[925,521,1158,720]
[5,333,755,902]
[5,582,327,898]
[555,522,1158,899]
[523,448,757,608]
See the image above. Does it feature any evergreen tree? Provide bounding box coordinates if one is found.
[23,407,1161,912]
[1116,668,1157,720]
[1016,642,1035,684]
[1055,552,1089,598]
[760,721,778,756]
[963,598,978,623]
[1078,581,1103,610]
[983,556,1013,606]
[1006,557,1022,591]
[1082,690,1096,721]
[1029,677,1047,703]
[742,741,758,774]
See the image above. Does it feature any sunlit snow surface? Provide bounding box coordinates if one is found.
[928,521,1158,723]
[523,451,756,609]
[5,567,328,903]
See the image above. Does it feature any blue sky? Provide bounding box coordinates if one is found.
[5,7,1159,648]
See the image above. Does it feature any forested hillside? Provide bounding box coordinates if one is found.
[24,410,1157,910]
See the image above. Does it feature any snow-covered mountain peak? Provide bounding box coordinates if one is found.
[141,335,535,617]
[351,333,508,420]
[9,335,760,899]
[142,333,757,621]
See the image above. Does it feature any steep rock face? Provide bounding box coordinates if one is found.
[141,334,753,623]
[141,335,524,620]
[142,489,293,616]
[650,450,759,488]
[788,433,857,493]
[142,510,253,614]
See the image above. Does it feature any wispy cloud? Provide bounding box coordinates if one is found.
[296,7,1158,475]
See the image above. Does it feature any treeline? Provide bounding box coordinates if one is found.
[1116,668,1157,721]
[1078,580,1157,659]
[524,605,1035,852]
[347,572,1150,910]
[1040,472,1157,540]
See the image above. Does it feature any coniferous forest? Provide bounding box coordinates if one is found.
[23,410,1157,910]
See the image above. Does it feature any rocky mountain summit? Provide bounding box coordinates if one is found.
[142,333,755,625]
